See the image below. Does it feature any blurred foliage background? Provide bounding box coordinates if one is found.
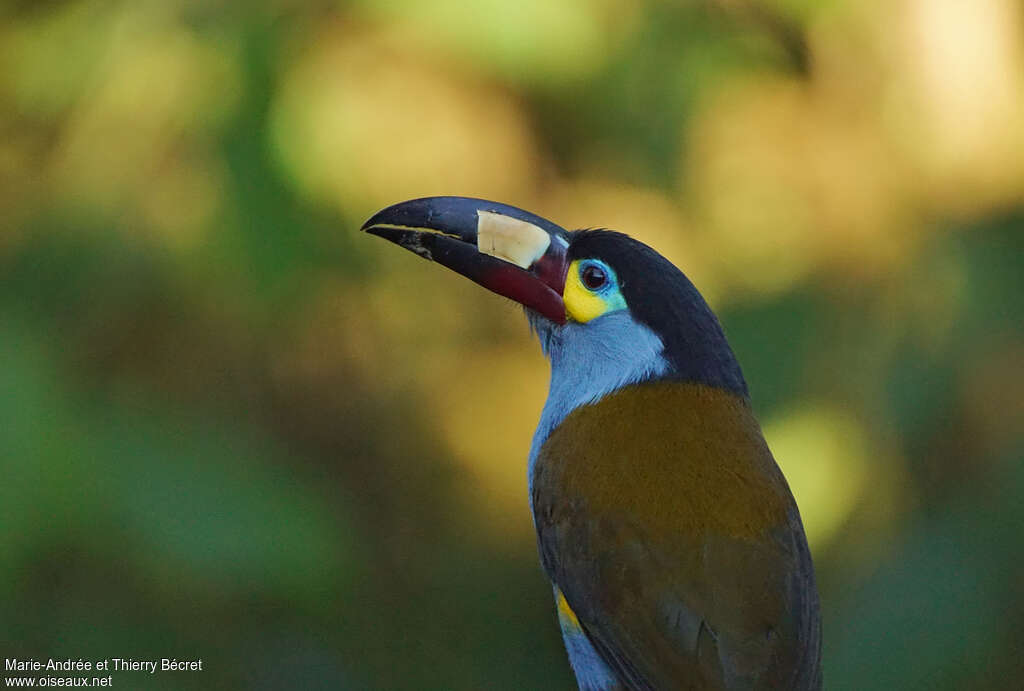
[1,0,1022,689]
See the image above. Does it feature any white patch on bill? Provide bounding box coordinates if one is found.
[476,211,551,269]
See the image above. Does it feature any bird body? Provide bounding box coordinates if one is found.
[363,197,821,690]
[534,381,819,690]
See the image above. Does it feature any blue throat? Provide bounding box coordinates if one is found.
[527,310,670,501]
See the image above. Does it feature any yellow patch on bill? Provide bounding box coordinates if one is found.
[361,223,462,240]
[476,211,551,269]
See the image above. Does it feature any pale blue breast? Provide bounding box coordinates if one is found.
[527,311,669,690]
[527,310,669,502]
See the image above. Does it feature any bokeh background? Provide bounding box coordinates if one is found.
[2,0,1022,689]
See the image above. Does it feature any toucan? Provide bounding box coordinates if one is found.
[363,197,821,690]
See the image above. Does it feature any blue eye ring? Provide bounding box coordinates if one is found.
[578,259,616,293]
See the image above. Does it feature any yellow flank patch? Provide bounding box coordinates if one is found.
[556,589,582,631]
[564,259,614,323]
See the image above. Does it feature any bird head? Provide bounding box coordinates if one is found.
[362,196,746,398]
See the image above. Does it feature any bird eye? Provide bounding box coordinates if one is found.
[581,263,608,291]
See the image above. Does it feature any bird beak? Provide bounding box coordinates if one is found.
[361,196,570,324]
